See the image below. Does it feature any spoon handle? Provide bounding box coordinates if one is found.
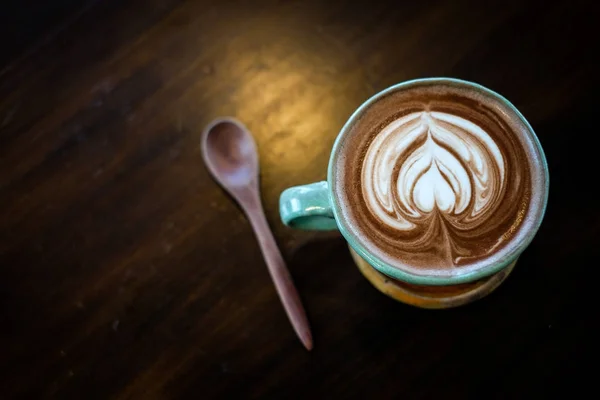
[245,202,313,351]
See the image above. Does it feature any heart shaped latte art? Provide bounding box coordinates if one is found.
[362,111,505,234]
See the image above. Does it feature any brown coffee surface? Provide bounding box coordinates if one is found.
[332,80,546,279]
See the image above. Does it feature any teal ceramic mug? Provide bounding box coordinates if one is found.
[279,78,549,308]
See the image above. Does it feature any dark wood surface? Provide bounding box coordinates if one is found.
[1,0,597,398]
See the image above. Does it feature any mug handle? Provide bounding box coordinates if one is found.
[279,181,338,231]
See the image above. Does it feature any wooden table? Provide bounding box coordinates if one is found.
[1,0,597,398]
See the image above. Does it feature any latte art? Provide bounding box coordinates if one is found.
[334,80,544,277]
[362,111,505,232]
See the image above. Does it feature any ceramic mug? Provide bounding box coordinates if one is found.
[279,78,549,309]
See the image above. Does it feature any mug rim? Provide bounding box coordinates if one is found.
[327,77,550,286]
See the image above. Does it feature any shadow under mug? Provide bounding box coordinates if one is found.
[279,78,549,309]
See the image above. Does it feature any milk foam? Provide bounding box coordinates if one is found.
[334,81,544,278]
[362,111,505,231]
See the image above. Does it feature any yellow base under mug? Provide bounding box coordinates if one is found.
[349,246,516,309]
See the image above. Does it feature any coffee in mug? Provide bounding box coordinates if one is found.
[280,78,548,308]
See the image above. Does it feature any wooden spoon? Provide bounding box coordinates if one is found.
[201,117,313,351]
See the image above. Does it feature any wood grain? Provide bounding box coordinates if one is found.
[1,0,597,398]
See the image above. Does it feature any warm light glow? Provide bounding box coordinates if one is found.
[198,9,373,181]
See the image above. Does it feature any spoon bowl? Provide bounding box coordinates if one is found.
[202,118,258,191]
